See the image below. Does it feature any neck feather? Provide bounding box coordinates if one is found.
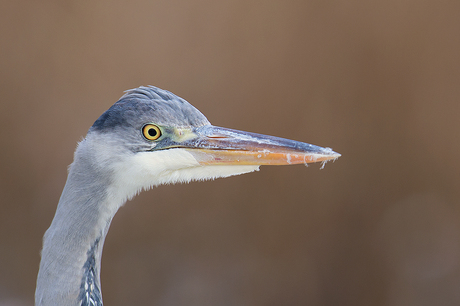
[35,139,124,306]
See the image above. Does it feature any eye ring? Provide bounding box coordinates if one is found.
[142,124,162,141]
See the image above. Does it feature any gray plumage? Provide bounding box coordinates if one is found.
[36,86,340,306]
[37,86,208,306]
[92,86,210,132]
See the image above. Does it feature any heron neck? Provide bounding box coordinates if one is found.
[36,142,121,306]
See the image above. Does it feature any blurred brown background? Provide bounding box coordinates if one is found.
[1,1,460,305]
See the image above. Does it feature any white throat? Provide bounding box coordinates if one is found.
[108,148,260,209]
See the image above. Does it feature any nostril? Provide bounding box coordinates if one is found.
[207,135,228,139]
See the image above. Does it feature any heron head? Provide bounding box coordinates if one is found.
[80,86,339,201]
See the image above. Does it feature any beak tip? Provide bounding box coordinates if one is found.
[321,147,341,158]
[313,147,341,164]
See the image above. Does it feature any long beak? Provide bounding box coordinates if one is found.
[172,125,340,166]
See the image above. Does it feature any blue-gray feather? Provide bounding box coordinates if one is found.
[91,86,210,133]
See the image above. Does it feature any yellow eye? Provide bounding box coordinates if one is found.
[142,124,162,141]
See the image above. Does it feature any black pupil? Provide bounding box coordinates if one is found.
[148,128,157,137]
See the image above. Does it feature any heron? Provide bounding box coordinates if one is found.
[35,86,340,306]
